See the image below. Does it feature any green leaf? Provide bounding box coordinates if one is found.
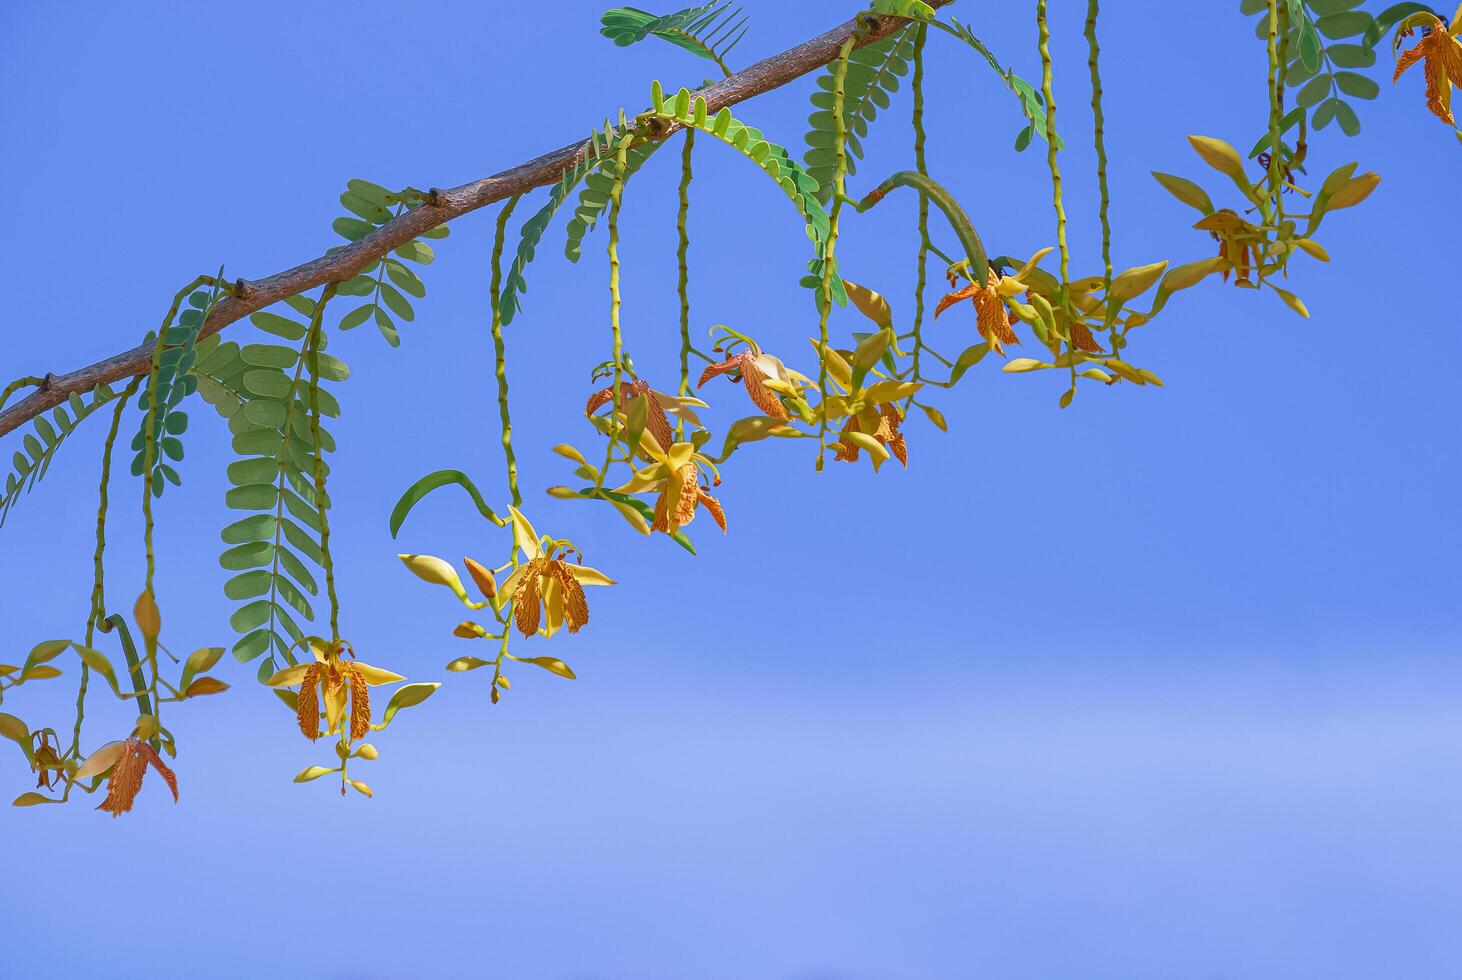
[239,344,298,370]
[375,682,441,729]
[250,312,307,341]
[394,240,435,265]
[515,656,577,680]
[1297,72,1332,108]
[1150,172,1214,214]
[220,540,275,570]
[1326,43,1375,68]
[1334,71,1378,100]
[389,470,501,538]
[225,484,279,511]
[72,644,124,697]
[338,304,374,332]
[1314,11,1371,38]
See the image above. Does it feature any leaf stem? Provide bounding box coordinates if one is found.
[489,195,523,508]
[304,285,341,643]
[816,35,858,469]
[594,138,632,494]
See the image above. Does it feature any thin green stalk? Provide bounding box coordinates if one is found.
[489,195,523,508]
[816,35,858,468]
[140,276,208,594]
[304,285,340,643]
[1085,0,1112,293]
[676,129,696,432]
[67,376,142,769]
[909,23,930,396]
[1265,0,1285,221]
[1036,0,1070,286]
[1,376,43,412]
[594,139,632,494]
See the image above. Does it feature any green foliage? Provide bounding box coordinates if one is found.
[328,180,449,348]
[129,281,223,496]
[804,27,918,204]
[565,139,664,263]
[1241,0,1432,147]
[644,83,844,301]
[500,129,633,326]
[0,383,121,527]
[930,16,1060,151]
[389,469,502,539]
[191,301,347,677]
[601,3,749,76]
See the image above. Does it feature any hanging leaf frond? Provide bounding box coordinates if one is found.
[600,4,750,77]
[804,26,918,205]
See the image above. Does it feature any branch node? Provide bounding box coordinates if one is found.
[427,187,448,208]
[233,277,252,300]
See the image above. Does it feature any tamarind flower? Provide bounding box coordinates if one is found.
[698,345,800,421]
[30,730,62,790]
[267,640,404,742]
[1194,210,1260,286]
[832,404,908,471]
[586,379,674,451]
[1393,9,1462,125]
[74,736,178,817]
[935,269,1022,354]
[614,440,725,536]
[497,507,615,639]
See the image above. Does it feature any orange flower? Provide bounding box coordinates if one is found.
[585,379,673,451]
[832,405,908,470]
[1218,238,1253,285]
[77,737,178,817]
[698,347,792,420]
[1394,11,1462,125]
[935,270,1020,354]
[30,731,62,790]
[649,462,726,536]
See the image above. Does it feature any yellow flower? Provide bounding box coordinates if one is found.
[1394,8,1462,125]
[613,440,726,537]
[497,508,615,639]
[266,640,404,742]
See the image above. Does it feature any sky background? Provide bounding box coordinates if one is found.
[2,1,1460,977]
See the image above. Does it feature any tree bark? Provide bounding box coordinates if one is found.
[0,3,948,439]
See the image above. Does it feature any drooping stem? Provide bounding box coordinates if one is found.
[594,138,632,494]
[676,129,696,423]
[1,376,44,412]
[139,276,209,595]
[816,35,858,467]
[1085,0,1112,293]
[1265,0,1284,218]
[304,285,341,642]
[1036,0,1070,286]
[69,376,142,764]
[909,23,930,393]
[489,195,523,508]
[855,171,989,286]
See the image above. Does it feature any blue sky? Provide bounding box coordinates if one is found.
[1,1,1459,977]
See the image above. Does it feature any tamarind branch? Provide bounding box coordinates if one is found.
[0,1,950,441]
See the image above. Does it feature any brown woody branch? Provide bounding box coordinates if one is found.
[0,4,948,440]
